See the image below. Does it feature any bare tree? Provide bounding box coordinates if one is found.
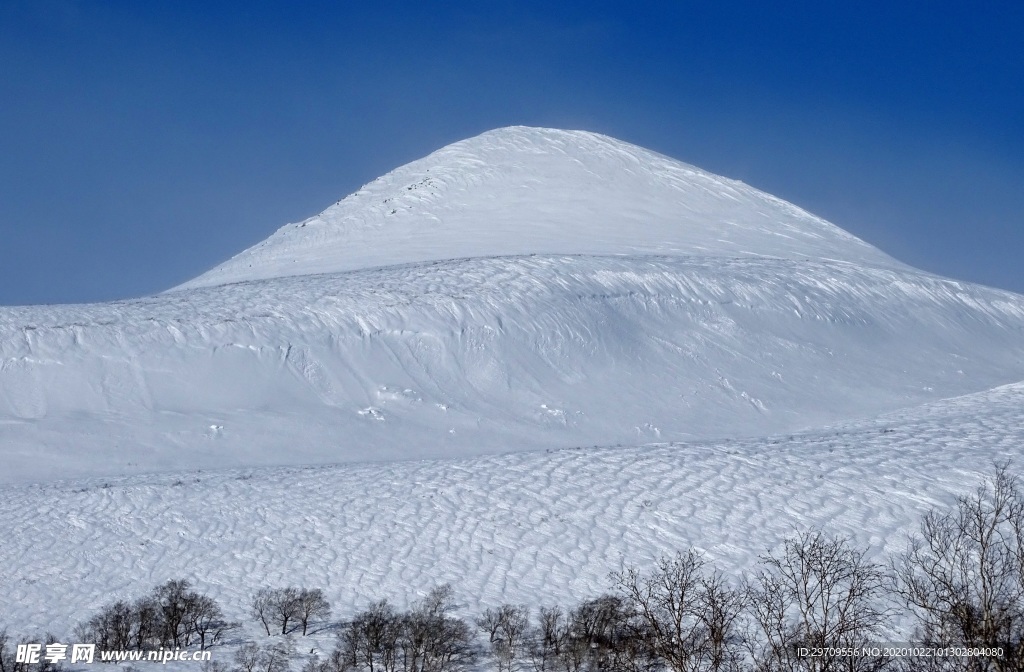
[528,596,647,672]
[155,579,193,647]
[1,633,67,672]
[344,600,401,672]
[77,600,135,651]
[698,574,746,672]
[419,585,457,620]
[477,605,529,672]
[892,463,1024,672]
[528,606,577,672]
[187,594,226,650]
[0,632,41,672]
[236,643,264,672]
[400,586,475,672]
[745,530,893,672]
[266,588,303,635]
[74,582,225,653]
[253,589,276,637]
[571,594,655,672]
[527,607,566,672]
[614,551,744,672]
[297,589,332,636]
[133,595,161,650]
[421,616,475,672]
[21,634,64,672]
[553,611,588,672]
[260,640,296,672]
[235,642,293,672]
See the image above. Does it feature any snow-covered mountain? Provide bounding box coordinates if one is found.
[2,126,1023,484]
[178,127,902,290]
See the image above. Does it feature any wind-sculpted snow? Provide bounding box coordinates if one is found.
[178,127,902,290]
[1,380,1022,637]
[2,254,1024,483]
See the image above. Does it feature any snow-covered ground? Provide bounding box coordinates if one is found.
[1,379,1022,637]
[1,127,1022,646]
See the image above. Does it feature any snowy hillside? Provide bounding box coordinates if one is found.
[177,127,904,290]
[2,379,1022,636]
[2,127,1024,484]
[3,254,1024,484]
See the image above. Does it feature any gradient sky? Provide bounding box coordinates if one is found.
[1,1,1022,305]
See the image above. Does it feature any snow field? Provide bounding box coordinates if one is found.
[2,381,1022,640]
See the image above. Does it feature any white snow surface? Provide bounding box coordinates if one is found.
[1,380,1022,637]
[177,126,904,290]
[3,255,1024,484]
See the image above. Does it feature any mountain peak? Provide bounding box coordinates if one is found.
[176,127,901,290]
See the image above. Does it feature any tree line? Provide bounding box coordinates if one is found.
[2,464,1022,672]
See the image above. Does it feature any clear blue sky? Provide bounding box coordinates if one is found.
[1,1,1022,305]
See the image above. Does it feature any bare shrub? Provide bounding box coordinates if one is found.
[892,463,1024,671]
[526,606,565,672]
[75,582,227,652]
[745,530,893,671]
[235,641,294,672]
[614,551,744,672]
[343,600,401,672]
[571,594,654,672]
[476,605,529,672]
[401,585,475,672]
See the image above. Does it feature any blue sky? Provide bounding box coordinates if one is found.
[1,1,1022,305]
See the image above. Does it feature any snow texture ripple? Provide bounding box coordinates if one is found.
[0,381,1021,636]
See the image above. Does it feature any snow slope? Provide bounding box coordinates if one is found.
[176,126,904,290]
[1,380,1022,638]
[3,255,1024,484]
[2,127,1024,484]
